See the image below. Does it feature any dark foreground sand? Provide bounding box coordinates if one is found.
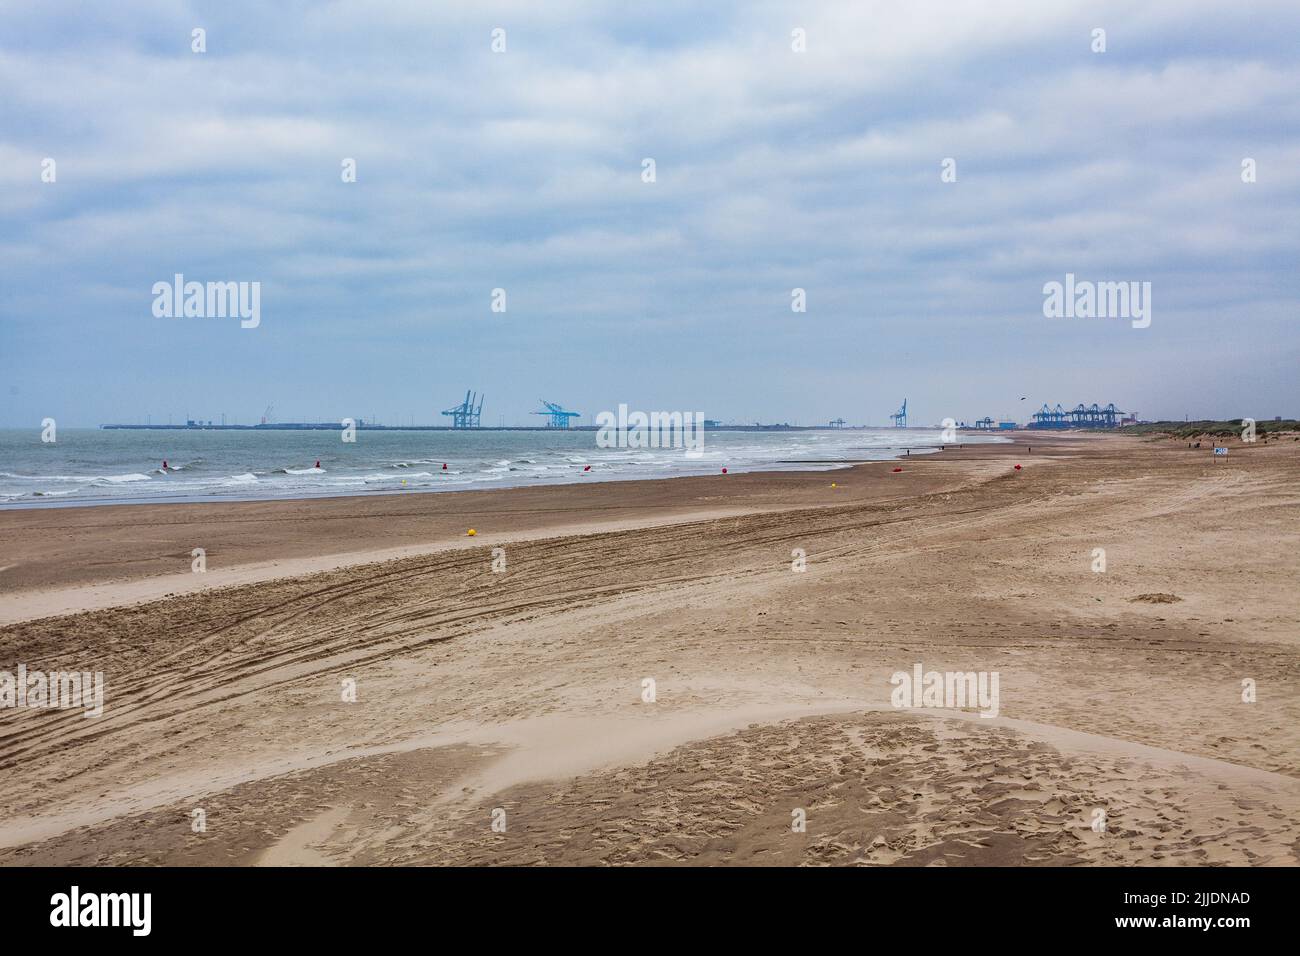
[1,432,1297,865]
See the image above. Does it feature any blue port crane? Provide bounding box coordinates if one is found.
[1029,402,1124,429]
[442,390,483,428]
[890,399,908,428]
[533,399,580,429]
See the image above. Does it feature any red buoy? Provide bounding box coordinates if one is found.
[892,467,903,473]
[1014,464,1022,471]
[315,460,320,469]
[583,465,591,472]
[442,463,448,470]
[721,467,728,474]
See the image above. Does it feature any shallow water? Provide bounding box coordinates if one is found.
[0,427,1007,507]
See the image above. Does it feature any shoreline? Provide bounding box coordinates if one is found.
[0,456,874,513]
[0,432,1045,605]
[0,434,992,513]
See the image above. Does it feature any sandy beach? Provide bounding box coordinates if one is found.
[1,432,1297,866]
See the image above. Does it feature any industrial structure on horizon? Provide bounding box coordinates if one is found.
[533,400,581,429]
[959,402,1135,431]
[1028,403,1130,429]
[101,395,1143,432]
[890,399,908,427]
[441,390,484,429]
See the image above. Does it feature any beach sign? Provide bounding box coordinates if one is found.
[1214,447,1228,456]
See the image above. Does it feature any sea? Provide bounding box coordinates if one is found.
[0,428,1009,508]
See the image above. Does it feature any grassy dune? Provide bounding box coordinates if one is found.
[1116,420,1299,439]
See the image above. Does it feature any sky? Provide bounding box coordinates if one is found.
[1,0,1297,428]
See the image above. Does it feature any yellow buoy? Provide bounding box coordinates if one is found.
[466,529,477,536]
[831,482,837,488]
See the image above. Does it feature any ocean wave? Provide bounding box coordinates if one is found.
[93,473,153,484]
[362,472,433,483]
[392,458,450,466]
[1,472,104,482]
[0,429,1008,508]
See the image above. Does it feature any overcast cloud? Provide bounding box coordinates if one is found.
[1,0,1297,426]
